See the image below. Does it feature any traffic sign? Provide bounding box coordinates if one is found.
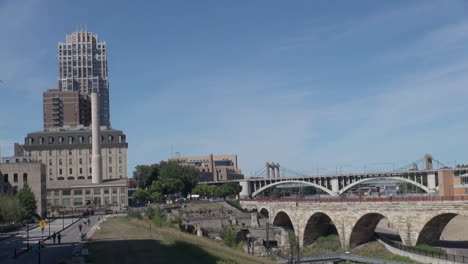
[39,220,46,229]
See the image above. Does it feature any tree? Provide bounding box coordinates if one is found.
[0,193,22,223]
[150,192,163,202]
[16,185,37,219]
[133,164,160,189]
[131,188,149,202]
[159,162,198,195]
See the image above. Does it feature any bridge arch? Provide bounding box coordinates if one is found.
[339,176,429,195]
[252,180,334,197]
[416,213,458,245]
[349,212,402,248]
[303,212,340,247]
[273,211,295,231]
[259,208,269,218]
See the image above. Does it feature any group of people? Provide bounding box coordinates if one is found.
[49,217,93,245]
[51,232,62,244]
[78,218,91,233]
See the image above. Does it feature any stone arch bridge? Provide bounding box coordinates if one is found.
[240,197,468,250]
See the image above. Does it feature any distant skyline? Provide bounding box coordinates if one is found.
[1,0,468,177]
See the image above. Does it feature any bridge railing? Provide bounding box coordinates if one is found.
[241,195,468,203]
[377,234,468,263]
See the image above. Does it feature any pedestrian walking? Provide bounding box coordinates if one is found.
[52,232,56,244]
[57,232,62,244]
[79,224,83,232]
[87,218,91,225]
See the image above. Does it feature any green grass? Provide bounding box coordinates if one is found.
[302,235,345,255]
[86,216,274,264]
[414,244,445,255]
[351,241,416,263]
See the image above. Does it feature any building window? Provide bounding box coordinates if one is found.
[89,167,92,173]
[54,199,60,205]
[108,135,113,142]
[59,159,63,165]
[89,149,92,154]
[74,189,83,195]
[109,157,112,164]
[79,168,83,174]
[79,158,82,165]
[112,196,118,205]
[59,169,63,175]
[67,176,74,180]
[85,189,91,195]
[13,173,18,182]
[89,157,91,163]
[462,176,468,185]
[69,168,73,174]
[79,149,82,155]
[119,166,122,173]
[79,136,84,143]
[57,177,64,180]
[94,189,101,195]
[104,188,109,194]
[69,150,72,155]
[74,198,83,206]
[58,137,64,143]
[109,148,112,154]
[109,167,112,173]
[49,150,53,155]
[49,159,52,165]
[28,137,34,145]
[69,158,72,165]
[62,198,71,206]
[88,136,92,143]
[68,136,74,144]
[62,190,71,196]
[104,197,110,205]
[121,196,126,205]
[39,137,44,144]
[23,173,27,184]
[119,156,122,164]
[49,168,53,176]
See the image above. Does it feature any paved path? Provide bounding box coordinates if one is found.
[1,215,101,264]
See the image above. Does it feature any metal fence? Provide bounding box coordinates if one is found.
[242,195,468,203]
[378,234,468,263]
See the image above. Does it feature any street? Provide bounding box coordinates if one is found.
[1,215,101,264]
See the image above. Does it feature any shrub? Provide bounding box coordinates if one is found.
[221,226,237,247]
[127,209,142,219]
[145,207,156,219]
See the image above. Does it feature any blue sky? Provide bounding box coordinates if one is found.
[1,0,468,177]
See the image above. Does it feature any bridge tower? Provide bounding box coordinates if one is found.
[265,162,280,178]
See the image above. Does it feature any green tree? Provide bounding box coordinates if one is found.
[159,162,198,195]
[131,188,149,202]
[192,184,217,197]
[150,192,163,202]
[133,164,160,189]
[16,185,37,219]
[0,193,22,223]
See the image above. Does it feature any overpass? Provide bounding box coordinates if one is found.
[232,167,468,198]
[240,196,468,250]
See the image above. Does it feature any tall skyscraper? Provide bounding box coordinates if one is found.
[57,31,110,127]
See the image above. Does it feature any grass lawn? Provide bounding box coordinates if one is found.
[85,216,274,264]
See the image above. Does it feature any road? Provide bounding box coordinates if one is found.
[1,215,101,264]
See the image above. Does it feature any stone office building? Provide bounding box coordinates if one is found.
[19,128,129,209]
[0,159,47,217]
[22,128,128,182]
[168,154,244,182]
